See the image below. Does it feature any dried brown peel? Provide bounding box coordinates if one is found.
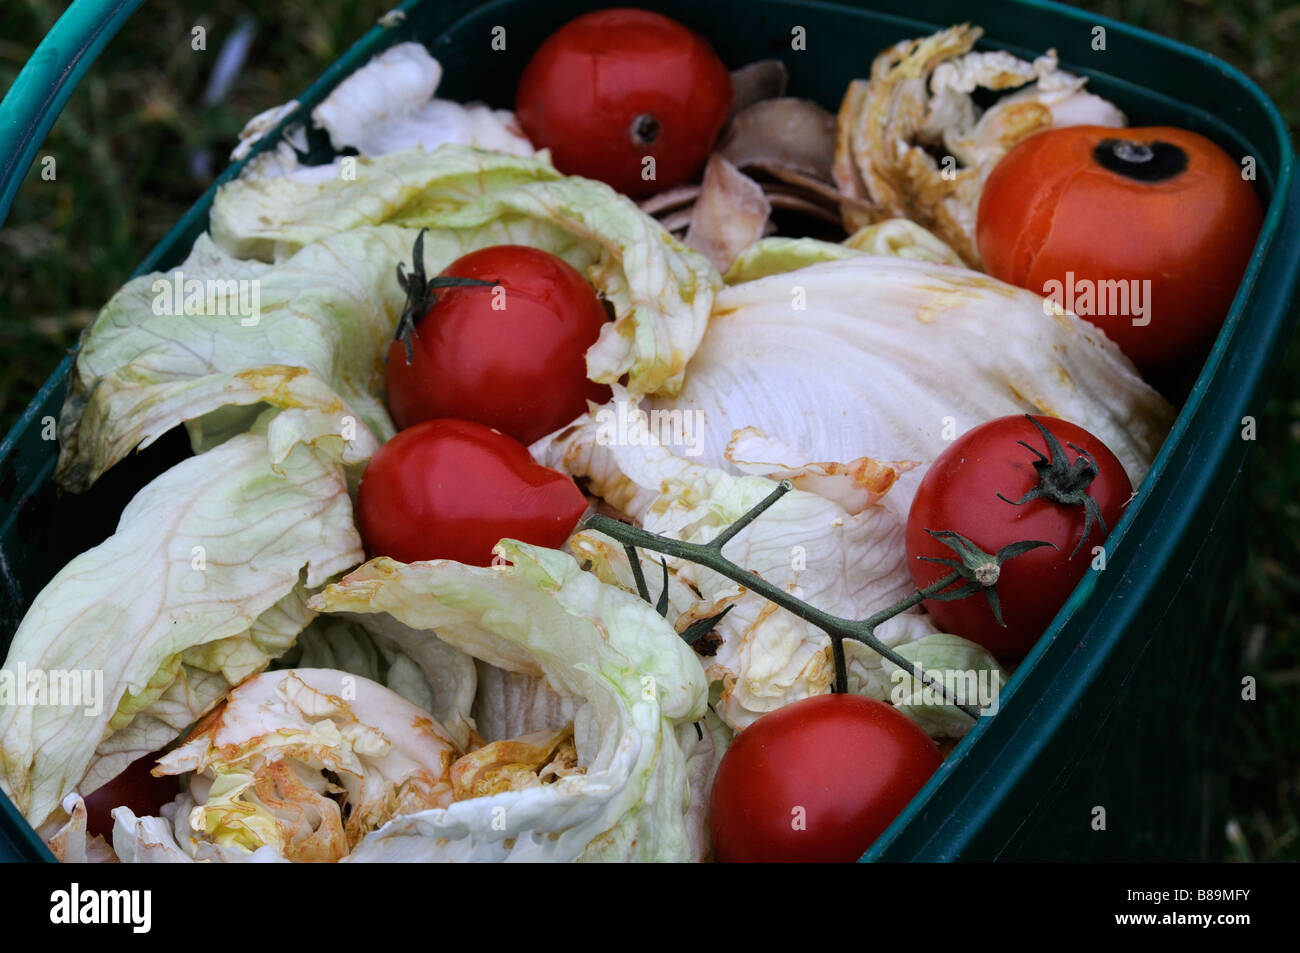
[684,155,773,272]
[728,59,789,117]
[757,163,877,220]
[638,183,702,217]
[719,97,838,180]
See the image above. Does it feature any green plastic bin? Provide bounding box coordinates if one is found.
[1,0,1297,863]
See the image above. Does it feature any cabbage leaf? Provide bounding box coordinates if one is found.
[306,541,714,862]
[0,411,360,827]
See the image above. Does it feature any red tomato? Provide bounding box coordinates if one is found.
[386,245,611,446]
[83,749,180,839]
[905,415,1132,659]
[515,8,733,197]
[709,694,941,862]
[356,419,587,566]
[977,125,1263,372]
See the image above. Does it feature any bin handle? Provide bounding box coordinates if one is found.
[0,0,147,229]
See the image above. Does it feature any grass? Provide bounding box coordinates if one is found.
[0,0,390,425]
[0,0,1297,860]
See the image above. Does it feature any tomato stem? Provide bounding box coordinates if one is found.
[916,528,1056,626]
[680,605,734,646]
[624,542,651,604]
[996,415,1108,560]
[583,481,991,719]
[393,229,496,364]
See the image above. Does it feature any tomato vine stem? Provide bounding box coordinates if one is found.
[583,481,991,719]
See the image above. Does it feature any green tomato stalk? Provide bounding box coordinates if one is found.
[996,414,1109,559]
[393,229,496,364]
[582,481,1051,719]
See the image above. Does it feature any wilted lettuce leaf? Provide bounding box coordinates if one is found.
[722,220,963,283]
[150,668,461,862]
[646,256,1173,489]
[210,145,719,397]
[306,43,534,160]
[55,228,404,492]
[307,541,713,862]
[275,613,478,751]
[0,411,360,827]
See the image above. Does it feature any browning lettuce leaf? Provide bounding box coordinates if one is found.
[648,256,1172,488]
[151,668,461,862]
[1,411,361,827]
[305,541,716,862]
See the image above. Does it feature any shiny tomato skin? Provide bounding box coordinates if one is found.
[709,695,942,863]
[905,415,1132,659]
[515,8,733,197]
[356,419,588,566]
[385,245,611,446]
[83,749,180,839]
[977,125,1263,371]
